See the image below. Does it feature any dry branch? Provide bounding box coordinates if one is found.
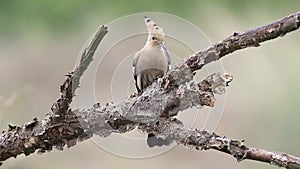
[0,11,300,168]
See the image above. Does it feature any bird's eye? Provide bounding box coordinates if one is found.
[152,36,157,41]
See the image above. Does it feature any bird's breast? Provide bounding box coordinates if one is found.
[135,48,168,74]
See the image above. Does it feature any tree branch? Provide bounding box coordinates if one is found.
[50,25,108,121]
[0,11,299,168]
[185,11,300,71]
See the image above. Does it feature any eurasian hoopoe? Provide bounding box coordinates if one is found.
[132,16,171,147]
[133,16,171,93]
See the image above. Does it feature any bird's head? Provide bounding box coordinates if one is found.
[144,16,165,44]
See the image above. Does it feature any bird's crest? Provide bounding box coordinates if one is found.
[144,16,165,42]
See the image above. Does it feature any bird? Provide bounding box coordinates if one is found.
[132,16,171,147]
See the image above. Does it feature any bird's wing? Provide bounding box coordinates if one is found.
[132,51,142,93]
[132,51,140,76]
[160,42,171,71]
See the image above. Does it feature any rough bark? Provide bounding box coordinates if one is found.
[0,11,300,168]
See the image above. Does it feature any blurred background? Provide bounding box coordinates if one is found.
[0,0,300,169]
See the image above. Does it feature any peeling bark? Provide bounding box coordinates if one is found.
[0,11,300,169]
